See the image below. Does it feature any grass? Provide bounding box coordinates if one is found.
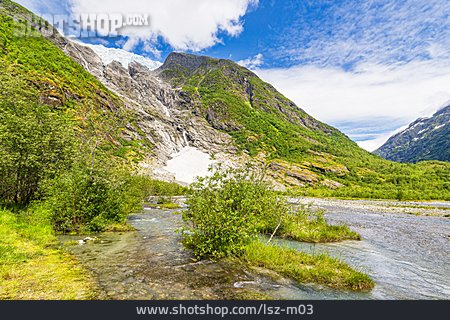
[242,240,374,291]
[155,202,180,209]
[258,206,361,243]
[0,207,96,299]
[144,202,180,209]
[279,213,360,242]
[279,209,360,242]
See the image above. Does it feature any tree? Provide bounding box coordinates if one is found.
[0,100,75,205]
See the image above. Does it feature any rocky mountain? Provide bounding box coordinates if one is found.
[1,0,449,199]
[374,105,449,163]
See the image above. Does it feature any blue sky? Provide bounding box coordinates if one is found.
[16,0,450,150]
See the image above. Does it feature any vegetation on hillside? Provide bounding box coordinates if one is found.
[0,8,169,230]
[159,54,450,201]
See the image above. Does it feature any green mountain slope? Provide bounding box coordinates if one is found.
[0,0,151,161]
[375,105,449,163]
[157,53,450,200]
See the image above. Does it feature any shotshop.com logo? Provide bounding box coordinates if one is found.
[15,13,150,38]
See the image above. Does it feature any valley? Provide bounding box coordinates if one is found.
[0,0,449,302]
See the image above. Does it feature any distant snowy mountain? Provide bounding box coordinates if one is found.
[75,42,162,70]
[374,105,449,163]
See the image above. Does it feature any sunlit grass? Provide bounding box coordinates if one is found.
[258,205,361,243]
[242,240,374,291]
[279,209,360,242]
[0,208,96,300]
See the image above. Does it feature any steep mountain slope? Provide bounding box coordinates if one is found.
[0,0,147,164]
[154,53,450,199]
[1,0,449,200]
[375,105,449,163]
[156,53,360,186]
[0,0,230,172]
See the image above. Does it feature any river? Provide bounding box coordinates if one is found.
[59,198,450,300]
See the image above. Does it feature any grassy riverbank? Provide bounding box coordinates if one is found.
[0,208,96,299]
[242,240,374,291]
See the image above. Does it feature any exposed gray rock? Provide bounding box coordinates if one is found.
[60,40,241,177]
[374,105,449,163]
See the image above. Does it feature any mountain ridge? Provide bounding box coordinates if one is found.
[374,105,449,163]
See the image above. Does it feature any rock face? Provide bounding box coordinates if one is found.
[374,105,450,163]
[156,52,334,134]
[59,47,349,186]
[61,41,242,180]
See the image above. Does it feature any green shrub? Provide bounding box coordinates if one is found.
[42,164,147,233]
[181,166,287,259]
[144,179,187,196]
[181,166,362,259]
[0,99,75,205]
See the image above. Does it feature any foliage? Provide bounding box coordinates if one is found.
[143,179,187,196]
[43,166,123,233]
[42,161,185,232]
[181,166,286,259]
[243,240,374,291]
[0,80,75,206]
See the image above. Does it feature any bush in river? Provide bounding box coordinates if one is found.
[43,164,186,233]
[43,165,142,233]
[181,166,288,259]
[182,166,362,259]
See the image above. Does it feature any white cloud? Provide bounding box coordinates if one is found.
[356,125,408,152]
[67,0,258,51]
[255,59,450,151]
[271,1,450,67]
[237,53,263,69]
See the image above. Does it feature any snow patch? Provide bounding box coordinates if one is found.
[76,42,162,70]
[408,121,424,131]
[433,123,446,130]
[163,147,215,184]
[417,128,428,134]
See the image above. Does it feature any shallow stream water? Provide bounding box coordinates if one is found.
[60,199,450,300]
